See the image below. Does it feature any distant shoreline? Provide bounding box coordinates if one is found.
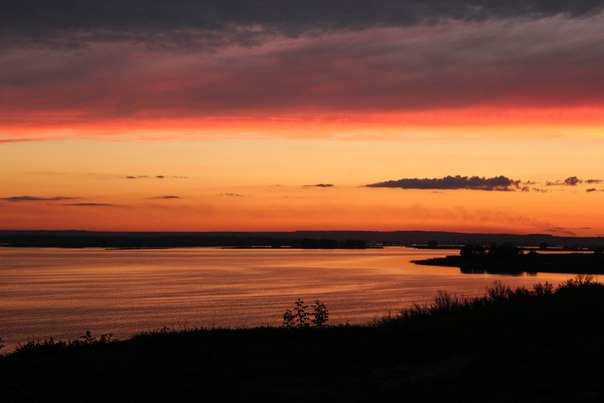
[1,229,603,249]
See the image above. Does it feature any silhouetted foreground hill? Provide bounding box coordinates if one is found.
[1,230,603,248]
[2,277,604,402]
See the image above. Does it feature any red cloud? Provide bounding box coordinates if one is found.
[2,16,604,140]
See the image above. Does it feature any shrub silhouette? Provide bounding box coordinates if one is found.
[432,290,465,312]
[486,281,512,301]
[387,275,603,325]
[282,298,329,328]
[562,273,594,288]
[311,300,329,327]
[533,282,554,296]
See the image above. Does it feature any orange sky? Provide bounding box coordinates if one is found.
[2,6,604,235]
[2,133,603,235]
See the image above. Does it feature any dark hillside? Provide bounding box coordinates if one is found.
[2,277,604,402]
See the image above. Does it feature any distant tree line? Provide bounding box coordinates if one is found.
[299,239,366,249]
[460,242,522,258]
[460,242,604,259]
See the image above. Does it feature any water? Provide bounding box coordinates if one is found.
[0,247,580,351]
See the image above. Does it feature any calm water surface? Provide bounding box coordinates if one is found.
[0,247,582,350]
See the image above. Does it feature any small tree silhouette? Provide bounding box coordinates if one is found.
[282,309,295,328]
[294,299,309,327]
[282,299,329,328]
[311,300,329,327]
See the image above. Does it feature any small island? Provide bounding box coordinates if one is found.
[413,243,604,274]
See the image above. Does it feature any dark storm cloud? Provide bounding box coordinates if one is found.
[586,188,598,192]
[3,3,604,130]
[367,175,521,191]
[151,195,181,199]
[2,1,603,48]
[5,14,604,124]
[585,179,603,184]
[1,196,78,202]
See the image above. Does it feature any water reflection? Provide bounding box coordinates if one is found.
[0,247,582,350]
[459,267,538,276]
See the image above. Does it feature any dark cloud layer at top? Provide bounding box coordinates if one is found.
[2,1,603,48]
[3,7,604,125]
[367,175,520,191]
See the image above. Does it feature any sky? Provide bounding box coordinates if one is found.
[1,1,604,235]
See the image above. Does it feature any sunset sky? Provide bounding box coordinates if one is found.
[2,1,604,235]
